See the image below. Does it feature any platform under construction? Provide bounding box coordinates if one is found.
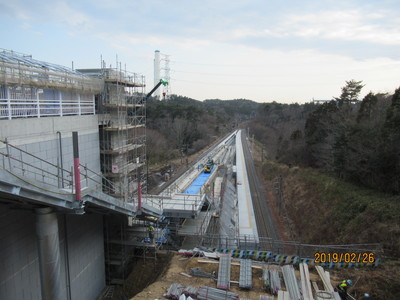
[140,131,237,220]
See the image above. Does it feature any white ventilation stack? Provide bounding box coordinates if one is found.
[153,50,161,99]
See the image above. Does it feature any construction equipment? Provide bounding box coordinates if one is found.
[145,79,168,99]
[203,157,214,173]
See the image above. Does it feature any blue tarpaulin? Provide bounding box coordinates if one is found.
[184,166,215,194]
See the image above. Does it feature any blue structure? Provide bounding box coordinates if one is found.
[184,166,215,194]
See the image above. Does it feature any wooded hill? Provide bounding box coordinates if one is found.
[146,95,259,164]
[147,83,400,195]
[249,82,400,195]
[146,82,400,257]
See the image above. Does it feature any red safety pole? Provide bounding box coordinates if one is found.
[72,132,81,201]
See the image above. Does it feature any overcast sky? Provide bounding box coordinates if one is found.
[1,0,399,103]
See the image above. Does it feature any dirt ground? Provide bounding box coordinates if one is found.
[124,252,400,300]
[129,253,275,300]
[127,252,343,300]
[136,136,400,300]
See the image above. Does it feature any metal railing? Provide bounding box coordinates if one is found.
[1,139,74,191]
[201,234,383,258]
[0,139,107,196]
[0,98,95,120]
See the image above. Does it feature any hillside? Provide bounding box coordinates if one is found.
[146,95,259,165]
[259,159,400,257]
[248,85,400,195]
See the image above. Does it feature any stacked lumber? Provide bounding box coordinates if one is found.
[314,266,341,300]
[277,290,291,300]
[281,265,301,300]
[262,266,281,294]
[299,263,314,300]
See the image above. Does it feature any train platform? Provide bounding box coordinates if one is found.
[235,131,259,242]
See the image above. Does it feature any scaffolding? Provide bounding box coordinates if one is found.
[0,49,103,120]
[79,64,147,204]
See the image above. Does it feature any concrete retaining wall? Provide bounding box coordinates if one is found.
[0,115,101,189]
[0,204,105,300]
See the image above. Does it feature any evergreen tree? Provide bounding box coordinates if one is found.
[334,79,364,106]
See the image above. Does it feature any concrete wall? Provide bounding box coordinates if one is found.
[64,214,105,300]
[0,204,40,299]
[0,115,101,189]
[0,204,105,300]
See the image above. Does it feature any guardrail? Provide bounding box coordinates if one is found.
[201,234,383,258]
[0,139,114,196]
[0,98,95,120]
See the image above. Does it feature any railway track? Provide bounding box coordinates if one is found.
[241,130,280,242]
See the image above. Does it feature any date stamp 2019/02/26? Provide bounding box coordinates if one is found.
[314,252,375,264]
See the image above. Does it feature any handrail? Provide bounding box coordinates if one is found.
[201,234,383,256]
[0,98,95,120]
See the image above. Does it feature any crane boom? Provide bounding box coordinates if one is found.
[146,79,168,99]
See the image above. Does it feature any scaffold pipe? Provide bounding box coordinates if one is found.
[72,132,81,201]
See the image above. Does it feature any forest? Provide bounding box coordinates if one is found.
[147,81,400,195]
[250,81,400,195]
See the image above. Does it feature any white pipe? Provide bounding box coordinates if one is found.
[35,207,62,300]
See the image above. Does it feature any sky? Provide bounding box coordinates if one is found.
[1,0,400,103]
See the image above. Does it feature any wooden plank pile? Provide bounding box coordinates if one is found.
[277,290,291,300]
[262,266,281,294]
[281,265,301,299]
[313,266,341,300]
[299,263,314,300]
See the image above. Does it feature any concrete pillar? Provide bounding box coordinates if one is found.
[35,207,62,300]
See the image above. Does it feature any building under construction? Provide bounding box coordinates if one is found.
[0,49,159,300]
[0,50,382,300]
[78,67,147,200]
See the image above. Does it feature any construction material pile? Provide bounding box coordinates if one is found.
[197,286,239,300]
[238,259,252,289]
[190,267,216,278]
[183,286,198,299]
[262,266,281,295]
[281,265,301,299]
[217,255,231,290]
[165,284,239,300]
[165,283,184,300]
